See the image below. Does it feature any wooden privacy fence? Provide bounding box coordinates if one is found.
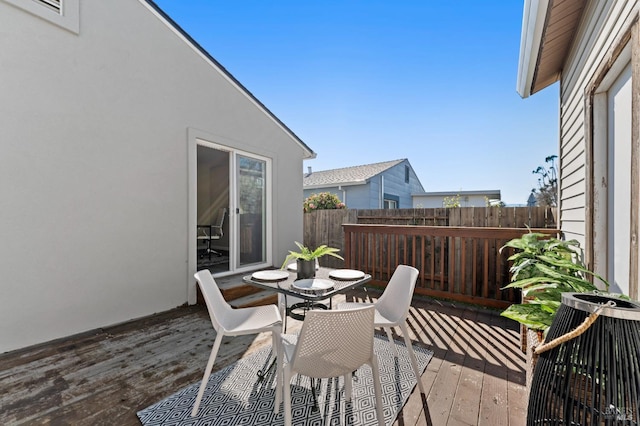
[304,207,556,268]
[342,224,560,309]
[310,206,557,228]
[356,206,556,227]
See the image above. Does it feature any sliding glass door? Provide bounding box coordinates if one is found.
[237,155,267,268]
[196,145,231,274]
[195,140,270,275]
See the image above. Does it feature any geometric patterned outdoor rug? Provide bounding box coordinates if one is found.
[137,336,433,426]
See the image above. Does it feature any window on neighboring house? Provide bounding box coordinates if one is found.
[405,165,410,183]
[383,193,399,209]
[3,0,79,33]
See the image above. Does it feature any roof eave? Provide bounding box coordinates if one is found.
[141,0,316,159]
[413,190,502,197]
[303,181,367,190]
[517,0,551,98]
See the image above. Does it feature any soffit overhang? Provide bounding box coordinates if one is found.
[517,0,586,98]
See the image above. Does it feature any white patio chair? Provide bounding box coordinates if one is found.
[192,270,282,417]
[277,305,384,426]
[336,264,426,394]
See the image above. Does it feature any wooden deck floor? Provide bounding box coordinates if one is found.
[0,288,527,425]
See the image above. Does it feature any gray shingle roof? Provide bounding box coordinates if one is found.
[304,159,406,188]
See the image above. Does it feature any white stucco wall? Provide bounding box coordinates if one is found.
[0,0,309,352]
[413,193,498,208]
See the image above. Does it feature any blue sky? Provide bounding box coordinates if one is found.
[153,0,559,205]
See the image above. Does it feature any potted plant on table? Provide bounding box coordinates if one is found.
[281,241,344,279]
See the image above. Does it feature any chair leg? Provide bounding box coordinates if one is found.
[283,367,292,426]
[273,327,283,414]
[384,327,399,358]
[400,323,426,394]
[278,293,287,332]
[310,378,319,412]
[370,357,385,426]
[344,372,353,401]
[192,332,224,417]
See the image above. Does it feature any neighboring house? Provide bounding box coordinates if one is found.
[412,190,501,208]
[303,159,425,209]
[0,0,315,353]
[517,0,638,299]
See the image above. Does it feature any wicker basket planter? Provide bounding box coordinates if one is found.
[525,327,544,394]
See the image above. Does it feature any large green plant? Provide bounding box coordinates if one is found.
[280,241,344,269]
[500,232,609,333]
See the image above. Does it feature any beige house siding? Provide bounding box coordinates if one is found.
[519,0,640,297]
[558,1,638,248]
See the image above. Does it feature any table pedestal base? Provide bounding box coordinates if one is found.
[257,355,276,382]
[288,301,330,321]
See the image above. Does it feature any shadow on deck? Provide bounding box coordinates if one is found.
[0,289,527,425]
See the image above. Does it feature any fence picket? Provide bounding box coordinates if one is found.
[303,207,557,307]
[341,224,559,308]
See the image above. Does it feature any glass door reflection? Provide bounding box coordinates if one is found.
[236,155,266,267]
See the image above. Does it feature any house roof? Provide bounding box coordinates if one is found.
[303,159,407,189]
[516,0,586,98]
[142,0,316,158]
[413,190,501,198]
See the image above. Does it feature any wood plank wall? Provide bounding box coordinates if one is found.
[304,207,556,265]
[354,206,556,228]
[342,224,559,308]
[303,207,558,307]
[304,209,358,269]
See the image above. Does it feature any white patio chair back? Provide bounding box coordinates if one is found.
[292,306,375,378]
[336,264,426,394]
[376,264,419,324]
[279,305,384,426]
[196,269,233,333]
[192,270,282,417]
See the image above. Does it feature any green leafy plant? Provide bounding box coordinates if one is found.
[531,154,558,207]
[303,192,346,213]
[280,241,344,269]
[443,194,461,208]
[500,231,609,333]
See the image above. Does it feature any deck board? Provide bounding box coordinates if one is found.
[0,289,526,426]
[478,312,511,426]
